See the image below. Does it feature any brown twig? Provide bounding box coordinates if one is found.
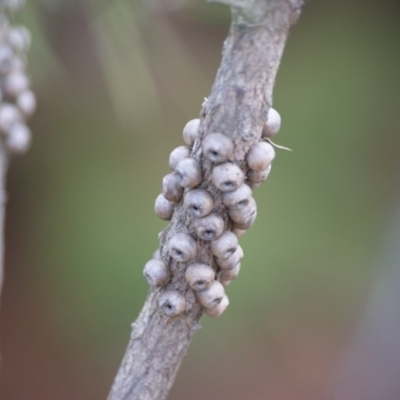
[0,145,8,315]
[108,1,303,399]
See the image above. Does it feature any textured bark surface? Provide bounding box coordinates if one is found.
[0,145,7,314]
[108,1,303,399]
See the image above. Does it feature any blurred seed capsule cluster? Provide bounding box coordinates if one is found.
[146,107,281,318]
[0,0,35,154]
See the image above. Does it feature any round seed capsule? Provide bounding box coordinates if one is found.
[210,231,238,259]
[218,263,241,286]
[222,184,252,210]
[158,290,186,317]
[175,158,202,189]
[8,26,31,53]
[232,227,246,238]
[143,259,171,287]
[185,263,215,291]
[233,216,256,230]
[169,145,190,171]
[4,71,30,98]
[194,213,224,241]
[0,46,13,75]
[154,194,175,220]
[196,280,225,309]
[6,122,31,153]
[247,164,272,186]
[247,141,275,171]
[229,198,257,229]
[169,233,197,262]
[183,189,214,218]
[211,162,244,192]
[202,133,233,164]
[229,197,257,225]
[216,245,243,269]
[262,107,281,138]
[205,294,229,317]
[16,90,36,118]
[162,173,183,203]
[182,118,200,146]
[0,103,21,132]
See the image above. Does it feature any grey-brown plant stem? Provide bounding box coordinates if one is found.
[0,145,8,316]
[108,1,303,399]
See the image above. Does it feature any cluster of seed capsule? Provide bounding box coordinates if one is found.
[0,0,35,153]
[144,107,281,318]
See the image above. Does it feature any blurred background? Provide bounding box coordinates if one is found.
[0,0,400,399]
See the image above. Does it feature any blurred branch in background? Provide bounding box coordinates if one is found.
[329,197,400,400]
[0,0,36,324]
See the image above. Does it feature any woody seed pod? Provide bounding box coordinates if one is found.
[182,118,200,146]
[169,232,197,262]
[154,194,175,220]
[143,259,171,287]
[8,26,31,53]
[218,263,241,286]
[194,213,224,241]
[196,280,225,309]
[0,46,13,75]
[162,173,183,203]
[247,163,272,186]
[262,107,281,138]
[202,133,233,164]
[216,245,243,269]
[6,122,31,153]
[211,162,244,192]
[205,294,229,317]
[185,263,215,291]
[4,71,30,98]
[210,231,238,259]
[247,141,275,171]
[175,158,202,189]
[169,145,190,170]
[222,183,252,210]
[158,290,186,317]
[16,90,36,117]
[231,213,257,230]
[232,227,246,238]
[247,165,272,189]
[229,197,257,229]
[183,188,214,218]
[0,103,21,132]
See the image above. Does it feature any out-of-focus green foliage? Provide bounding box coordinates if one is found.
[1,0,400,399]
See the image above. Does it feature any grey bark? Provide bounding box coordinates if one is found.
[108,1,303,399]
[0,144,7,313]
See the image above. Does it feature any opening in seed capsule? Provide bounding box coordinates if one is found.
[196,280,206,290]
[226,247,236,257]
[204,230,215,239]
[211,297,223,307]
[172,249,183,258]
[224,181,234,190]
[238,199,249,207]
